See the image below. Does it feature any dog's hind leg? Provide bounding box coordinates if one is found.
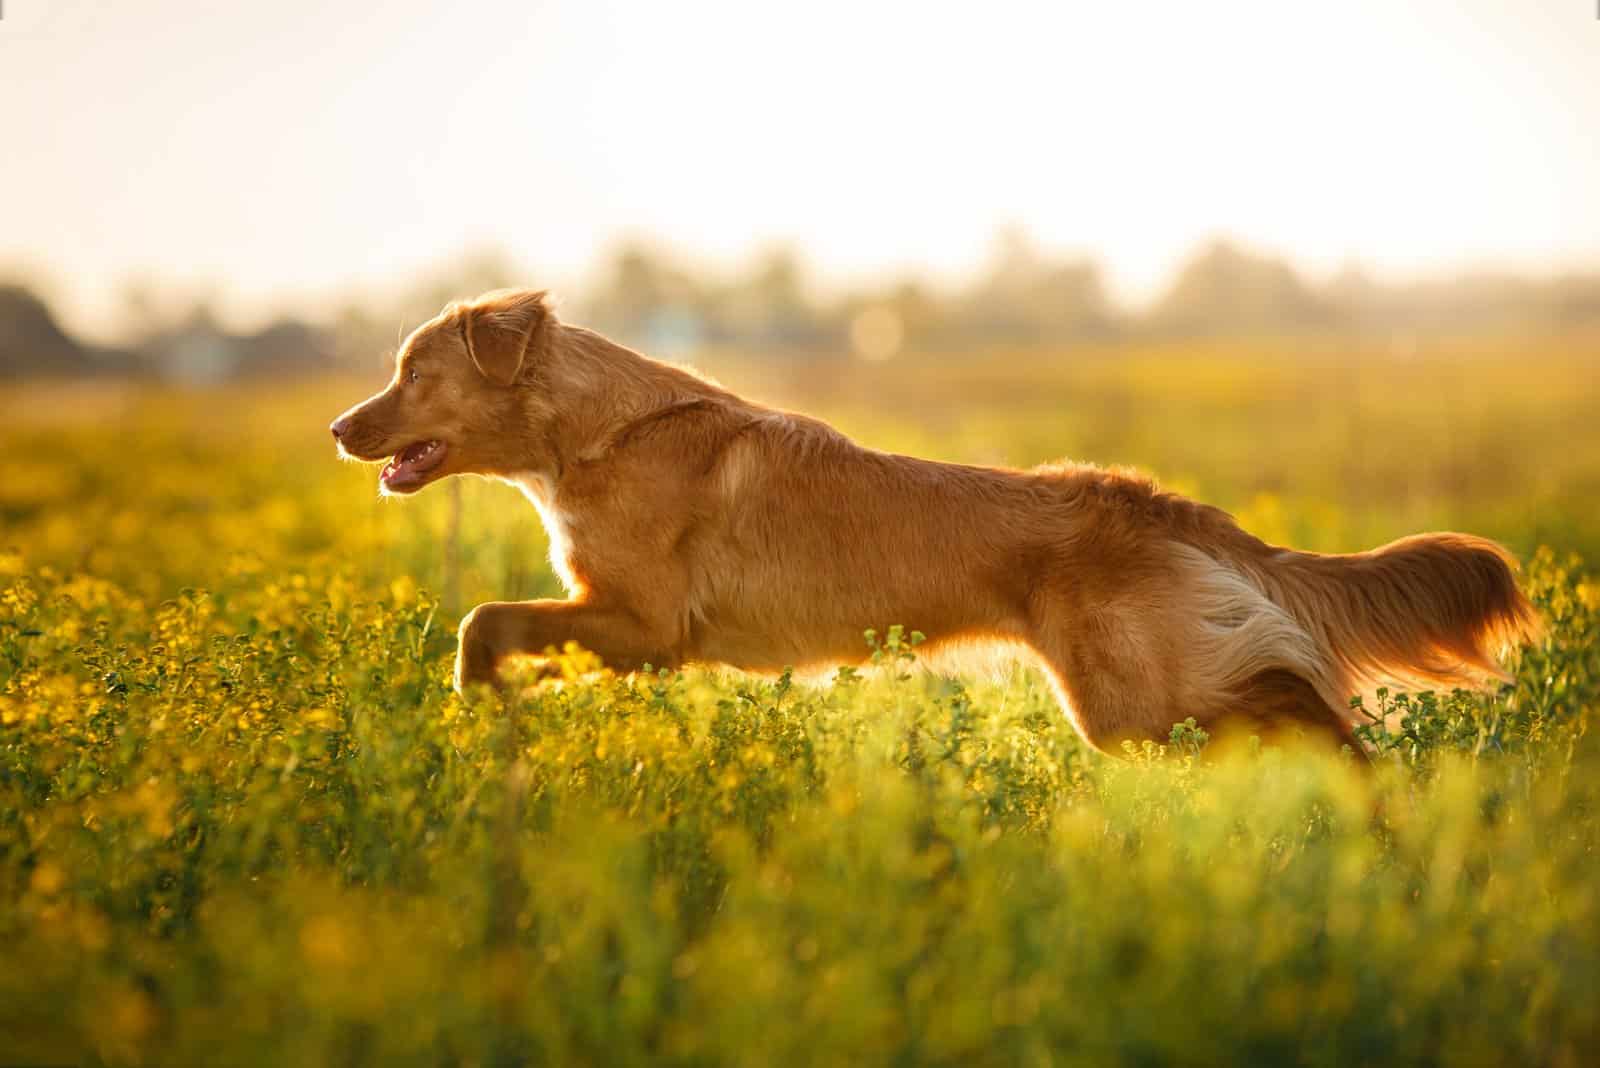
[1201,667,1362,756]
[1025,602,1185,753]
[1030,622,1358,757]
[1023,541,1354,756]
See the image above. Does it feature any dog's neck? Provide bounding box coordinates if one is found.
[528,324,735,480]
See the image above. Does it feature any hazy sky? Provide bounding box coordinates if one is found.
[3,0,1598,340]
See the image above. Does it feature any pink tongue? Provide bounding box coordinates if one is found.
[383,441,440,484]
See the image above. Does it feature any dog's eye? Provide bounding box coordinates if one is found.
[407,368,420,385]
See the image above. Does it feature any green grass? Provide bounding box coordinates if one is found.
[1,339,1598,1065]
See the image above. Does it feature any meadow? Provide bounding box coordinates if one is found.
[2,336,1598,1066]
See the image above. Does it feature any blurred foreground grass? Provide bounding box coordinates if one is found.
[2,337,1598,1065]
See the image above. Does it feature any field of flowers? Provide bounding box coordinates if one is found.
[2,341,1598,1065]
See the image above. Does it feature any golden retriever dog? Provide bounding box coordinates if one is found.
[331,288,1540,752]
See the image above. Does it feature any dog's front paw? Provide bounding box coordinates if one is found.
[452,662,498,697]
[452,646,506,696]
[454,604,503,695]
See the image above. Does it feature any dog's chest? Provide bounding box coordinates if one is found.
[508,472,580,593]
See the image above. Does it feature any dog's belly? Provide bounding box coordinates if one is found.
[686,625,860,672]
[681,533,1026,672]
[684,592,903,671]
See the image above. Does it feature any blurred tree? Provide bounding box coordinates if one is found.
[402,247,523,325]
[1325,262,1382,333]
[584,241,708,352]
[960,226,1114,342]
[1548,273,1600,327]
[840,277,948,357]
[717,246,822,349]
[0,283,96,378]
[9,237,1600,383]
[116,277,170,344]
[1152,238,1333,336]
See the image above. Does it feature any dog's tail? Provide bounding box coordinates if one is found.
[1237,533,1542,708]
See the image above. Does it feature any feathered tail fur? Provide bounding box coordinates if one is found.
[1242,533,1542,710]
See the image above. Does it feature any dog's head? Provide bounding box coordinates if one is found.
[330,289,550,495]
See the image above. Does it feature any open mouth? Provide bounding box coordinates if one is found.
[380,440,448,493]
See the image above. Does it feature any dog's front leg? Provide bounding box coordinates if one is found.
[453,598,678,693]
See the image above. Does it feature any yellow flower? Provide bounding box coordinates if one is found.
[300,913,358,970]
[390,574,418,607]
[304,706,339,730]
[92,982,159,1057]
[30,860,66,897]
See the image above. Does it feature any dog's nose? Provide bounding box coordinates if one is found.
[330,416,350,440]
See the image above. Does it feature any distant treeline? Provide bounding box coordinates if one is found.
[6,234,1600,381]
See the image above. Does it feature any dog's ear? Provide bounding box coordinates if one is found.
[457,289,549,386]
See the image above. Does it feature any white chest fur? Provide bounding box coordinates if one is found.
[506,472,579,595]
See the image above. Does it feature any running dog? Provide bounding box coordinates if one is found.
[331,288,1539,751]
